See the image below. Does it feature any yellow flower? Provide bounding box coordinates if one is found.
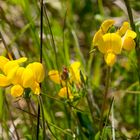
[117,22,137,51]
[11,84,24,97]
[92,20,137,66]
[0,56,27,87]
[49,61,82,85]
[22,62,45,95]
[10,67,25,97]
[48,70,61,84]
[58,87,73,99]
[48,61,84,99]
[122,29,137,51]
[69,61,81,84]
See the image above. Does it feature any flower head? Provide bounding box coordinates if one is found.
[0,56,45,97]
[92,19,137,66]
[22,62,45,95]
[0,56,27,87]
[48,61,84,99]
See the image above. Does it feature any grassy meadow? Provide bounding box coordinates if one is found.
[0,0,140,139]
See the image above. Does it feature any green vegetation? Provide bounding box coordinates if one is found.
[0,0,140,139]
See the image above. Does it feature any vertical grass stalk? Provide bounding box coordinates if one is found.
[37,0,44,139]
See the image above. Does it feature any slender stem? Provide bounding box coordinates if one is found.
[100,66,111,130]
[98,0,104,16]
[40,0,43,63]
[86,89,96,127]
[0,32,15,60]
[36,103,40,140]
[101,97,114,139]
[39,96,47,140]
[37,0,44,139]
[111,99,115,140]
[43,5,59,70]
[123,0,135,30]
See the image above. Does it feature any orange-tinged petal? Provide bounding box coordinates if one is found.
[31,82,40,95]
[58,87,73,99]
[117,22,130,36]
[12,67,25,85]
[100,19,115,33]
[0,56,9,71]
[104,52,116,67]
[48,70,61,84]
[92,29,103,46]
[102,33,122,54]
[122,37,136,51]
[0,74,11,87]
[26,62,45,83]
[124,29,137,39]
[11,84,23,97]
[22,67,34,88]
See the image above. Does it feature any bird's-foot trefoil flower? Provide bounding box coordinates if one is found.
[92,19,137,67]
[0,56,45,97]
[48,61,85,100]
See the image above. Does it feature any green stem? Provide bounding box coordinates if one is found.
[43,4,59,70]
[100,66,111,130]
[98,0,104,16]
[0,32,15,60]
[37,0,44,139]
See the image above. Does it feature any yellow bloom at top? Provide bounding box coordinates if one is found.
[92,19,137,67]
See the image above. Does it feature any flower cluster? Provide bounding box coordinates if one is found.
[92,19,137,66]
[0,56,45,97]
[48,61,85,100]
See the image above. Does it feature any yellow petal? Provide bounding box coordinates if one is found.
[122,37,136,51]
[100,19,115,33]
[124,29,137,39]
[0,56,9,71]
[48,70,61,84]
[30,82,40,95]
[14,57,27,64]
[69,61,81,83]
[0,74,11,87]
[12,67,25,85]
[104,53,116,67]
[117,22,130,36]
[22,67,34,88]
[11,85,23,97]
[3,61,18,75]
[92,29,103,46]
[102,33,122,54]
[58,87,73,99]
[26,62,45,83]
